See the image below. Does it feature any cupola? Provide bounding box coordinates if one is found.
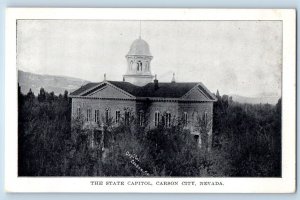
[123,36,154,86]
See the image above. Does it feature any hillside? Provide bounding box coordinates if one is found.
[18,70,89,95]
[231,94,280,105]
[18,70,280,104]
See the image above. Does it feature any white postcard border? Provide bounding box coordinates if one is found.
[5,8,296,193]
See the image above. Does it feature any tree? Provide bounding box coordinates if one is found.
[195,113,213,151]
[38,88,46,102]
[26,88,35,101]
[47,91,55,102]
[18,86,282,177]
[63,90,69,101]
[216,90,220,100]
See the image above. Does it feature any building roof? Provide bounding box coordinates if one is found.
[134,82,199,98]
[107,81,141,95]
[70,80,216,101]
[70,82,99,96]
[127,38,152,56]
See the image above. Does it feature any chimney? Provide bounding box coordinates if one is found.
[154,74,159,90]
[104,73,106,81]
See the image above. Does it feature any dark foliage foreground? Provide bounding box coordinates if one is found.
[18,87,281,177]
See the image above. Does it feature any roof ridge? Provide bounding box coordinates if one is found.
[71,80,214,100]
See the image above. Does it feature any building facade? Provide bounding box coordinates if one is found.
[70,37,217,147]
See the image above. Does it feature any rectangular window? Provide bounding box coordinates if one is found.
[94,110,99,122]
[115,110,120,123]
[184,112,188,126]
[125,111,130,125]
[105,109,110,123]
[86,109,91,121]
[139,111,144,127]
[154,111,160,127]
[193,112,198,125]
[204,112,208,123]
[166,112,171,128]
[76,107,81,118]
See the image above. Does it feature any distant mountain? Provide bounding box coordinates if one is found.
[19,70,281,105]
[230,94,280,105]
[18,70,89,95]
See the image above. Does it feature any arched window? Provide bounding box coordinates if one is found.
[183,112,188,126]
[137,61,142,71]
[94,109,100,122]
[145,61,149,71]
[86,108,92,121]
[130,60,133,70]
[193,111,198,125]
[204,111,208,123]
[125,111,130,125]
[115,110,121,123]
[105,108,110,123]
[154,111,160,127]
[165,112,171,128]
[139,111,144,127]
[76,106,81,118]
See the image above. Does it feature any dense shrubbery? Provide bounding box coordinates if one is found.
[212,92,281,177]
[18,87,71,176]
[18,87,281,177]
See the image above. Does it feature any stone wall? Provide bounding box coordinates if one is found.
[72,97,213,132]
[178,101,213,133]
[144,101,179,128]
[72,98,213,129]
[71,97,214,150]
[72,98,136,126]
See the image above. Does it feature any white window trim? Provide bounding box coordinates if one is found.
[139,110,144,127]
[125,110,130,125]
[115,110,120,123]
[94,109,100,123]
[165,111,171,128]
[184,112,188,127]
[154,111,160,127]
[105,108,110,123]
[76,106,81,117]
[87,108,92,122]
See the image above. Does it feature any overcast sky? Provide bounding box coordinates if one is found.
[17,20,282,97]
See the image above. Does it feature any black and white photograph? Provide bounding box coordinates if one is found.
[5,8,295,193]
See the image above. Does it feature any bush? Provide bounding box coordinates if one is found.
[18,86,281,177]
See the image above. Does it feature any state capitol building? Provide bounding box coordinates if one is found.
[70,35,217,142]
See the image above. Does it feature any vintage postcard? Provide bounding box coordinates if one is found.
[5,8,296,193]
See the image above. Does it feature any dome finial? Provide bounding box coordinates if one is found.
[139,20,142,39]
[126,38,152,56]
[171,73,176,83]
